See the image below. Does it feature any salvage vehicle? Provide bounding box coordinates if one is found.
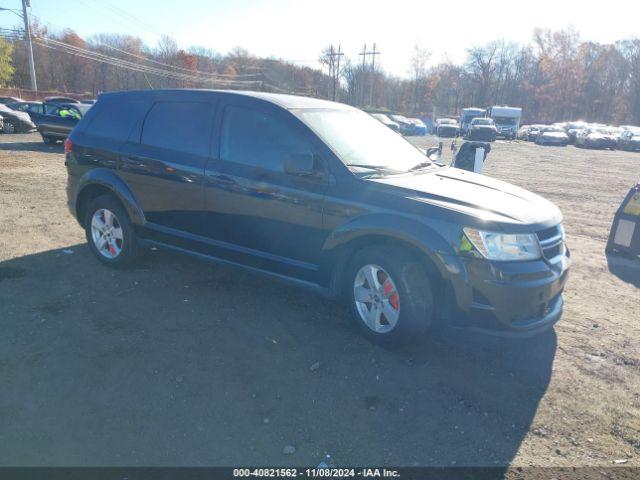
[30,102,90,143]
[66,89,570,343]
[466,117,497,141]
[617,129,640,152]
[370,113,400,132]
[408,118,427,136]
[459,107,485,137]
[0,103,36,133]
[487,105,521,139]
[575,127,617,149]
[435,118,459,137]
[535,126,570,146]
[388,114,414,135]
[517,125,532,140]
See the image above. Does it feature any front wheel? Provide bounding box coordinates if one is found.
[3,121,15,134]
[85,194,141,267]
[347,246,434,345]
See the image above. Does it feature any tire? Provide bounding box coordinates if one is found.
[42,136,53,144]
[84,194,141,268]
[3,121,15,134]
[346,245,434,345]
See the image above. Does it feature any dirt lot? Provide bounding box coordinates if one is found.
[0,132,639,468]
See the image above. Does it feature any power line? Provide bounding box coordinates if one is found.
[33,36,262,88]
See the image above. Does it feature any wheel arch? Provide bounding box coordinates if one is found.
[320,214,462,304]
[75,169,145,228]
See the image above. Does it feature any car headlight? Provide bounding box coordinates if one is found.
[461,228,541,261]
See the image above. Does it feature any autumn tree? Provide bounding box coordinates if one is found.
[0,38,14,86]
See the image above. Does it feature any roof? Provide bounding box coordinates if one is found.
[98,89,353,111]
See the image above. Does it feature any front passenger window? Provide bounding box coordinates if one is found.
[220,105,311,172]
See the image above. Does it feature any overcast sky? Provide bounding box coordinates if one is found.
[2,0,639,77]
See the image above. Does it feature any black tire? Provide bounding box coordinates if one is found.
[42,136,53,144]
[346,245,434,345]
[84,194,141,268]
[3,121,15,134]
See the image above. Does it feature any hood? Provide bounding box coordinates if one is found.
[471,124,496,130]
[369,167,562,228]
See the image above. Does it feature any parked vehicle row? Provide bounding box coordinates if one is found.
[0,96,94,140]
[518,121,640,150]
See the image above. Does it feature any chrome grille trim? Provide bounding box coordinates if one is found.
[536,225,565,263]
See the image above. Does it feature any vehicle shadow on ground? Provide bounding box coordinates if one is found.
[0,140,62,153]
[606,252,640,287]
[0,245,556,468]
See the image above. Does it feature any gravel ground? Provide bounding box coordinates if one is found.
[0,132,639,468]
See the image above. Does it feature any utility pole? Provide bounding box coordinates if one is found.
[21,0,37,91]
[329,44,343,101]
[358,43,368,106]
[369,42,380,107]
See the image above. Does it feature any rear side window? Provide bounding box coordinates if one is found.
[220,105,310,172]
[86,99,146,142]
[141,101,212,156]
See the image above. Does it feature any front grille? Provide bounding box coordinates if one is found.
[536,225,565,263]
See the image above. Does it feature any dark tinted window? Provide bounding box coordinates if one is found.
[86,99,146,141]
[220,105,310,172]
[141,101,212,156]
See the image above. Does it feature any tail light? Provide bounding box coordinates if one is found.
[64,138,72,155]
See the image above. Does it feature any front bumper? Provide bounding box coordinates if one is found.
[468,129,496,141]
[497,129,516,138]
[446,249,570,337]
[437,127,459,137]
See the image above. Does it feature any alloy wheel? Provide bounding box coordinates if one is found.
[90,208,124,259]
[353,264,400,333]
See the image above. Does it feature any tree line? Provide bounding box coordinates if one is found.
[1,23,639,125]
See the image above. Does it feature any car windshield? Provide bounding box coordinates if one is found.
[493,116,517,125]
[438,119,456,125]
[472,118,493,125]
[297,108,428,173]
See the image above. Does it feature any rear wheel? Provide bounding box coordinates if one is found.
[42,136,53,144]
[84,195,141,267]
[347,246,434,345]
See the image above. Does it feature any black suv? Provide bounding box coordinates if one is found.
[66,89,570,343]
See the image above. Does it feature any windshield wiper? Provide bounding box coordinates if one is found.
[408,160,433,171]
[347,163,391,171]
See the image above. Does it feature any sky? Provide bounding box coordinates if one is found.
[1,0,640,77]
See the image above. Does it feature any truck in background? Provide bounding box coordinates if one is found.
[487,106,522,139]
[460,107,486,137]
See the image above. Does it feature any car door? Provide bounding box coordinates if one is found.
[118,97,216,237]
[203,98,329,281]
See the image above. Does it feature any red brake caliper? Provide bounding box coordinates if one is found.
[108,242,116,255]
[383,279,399,310]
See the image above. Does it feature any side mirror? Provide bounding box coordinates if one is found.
[284,152,316,176]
